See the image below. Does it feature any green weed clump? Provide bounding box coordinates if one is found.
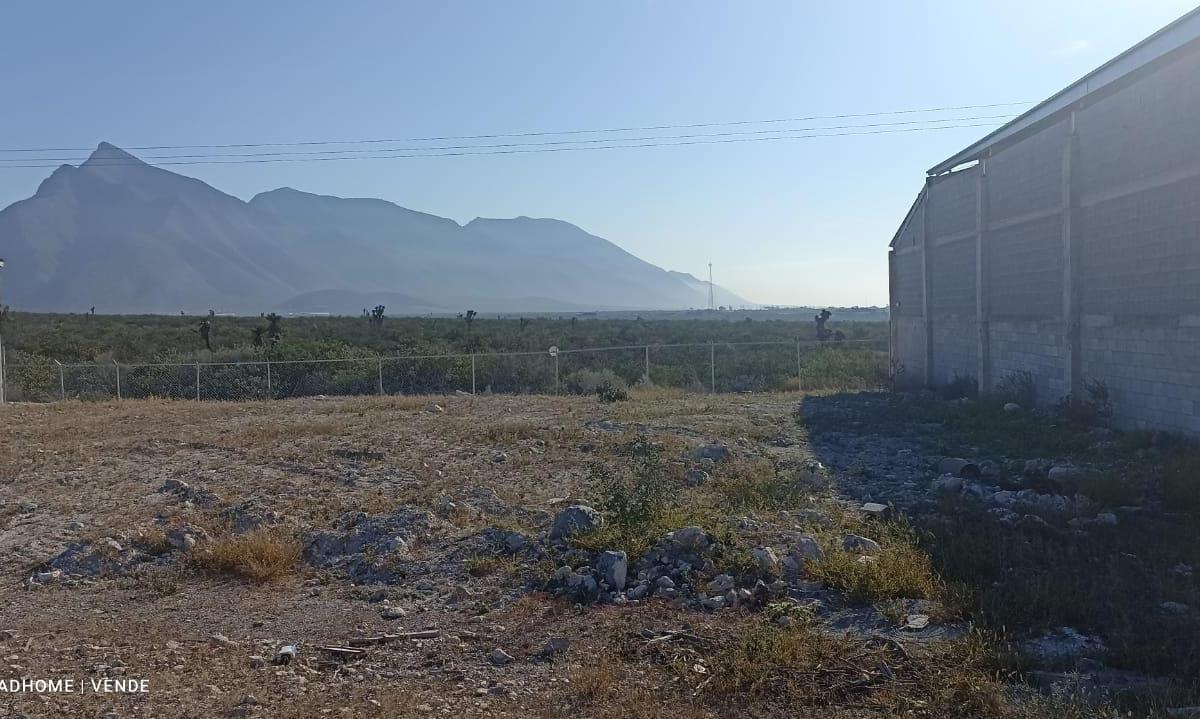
[807,522,942,603]
[711,458,803,511]
[574,461,691,559]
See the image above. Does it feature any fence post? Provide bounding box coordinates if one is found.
[710,341,716,393]
[921,176,935,389]
[1062,111,1083,406]
[195,363,201,401]
[56,360,64,401]
[644,345,650,384]
[114,360,121,401]
[471,354,476,395]
[266,359,272,398]
[796,338,802,392]
[377,357,384,396]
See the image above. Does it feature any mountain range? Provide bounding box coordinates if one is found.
[0,143,749,315]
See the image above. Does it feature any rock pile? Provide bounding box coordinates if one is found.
[544,514,831,614]
[304,506,435,583]
[40,538,156,582]
[220,500,284,534]
[157,478,221,508]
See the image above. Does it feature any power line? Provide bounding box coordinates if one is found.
[0,101,1031,155]
[0,122,1010,169]
[2,114,1017,165]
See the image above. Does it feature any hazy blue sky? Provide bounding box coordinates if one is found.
[1,1,1193,305]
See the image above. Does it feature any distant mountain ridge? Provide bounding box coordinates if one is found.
[0,143,750,314]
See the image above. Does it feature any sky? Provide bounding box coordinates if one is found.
[1,0,1195,306]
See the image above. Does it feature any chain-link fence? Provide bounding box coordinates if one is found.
[0,339,887,403]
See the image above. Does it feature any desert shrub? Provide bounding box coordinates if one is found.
[994,370,1036,408]
[568,368,628,395]
[597,384,629,403]
[5,350,59,401]
[574,461,717,558]
[191,529,302,583]
[573,509,710,560]
[590,462,679,529]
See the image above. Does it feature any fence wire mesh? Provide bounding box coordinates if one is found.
[1,339,886,403]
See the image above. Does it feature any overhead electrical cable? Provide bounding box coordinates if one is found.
[0,100,1032,155]
[0,114,1018,165]
[0,121,1011,169]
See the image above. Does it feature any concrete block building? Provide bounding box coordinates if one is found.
[889,9,1200,435]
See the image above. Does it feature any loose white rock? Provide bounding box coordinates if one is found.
[841,534,881,555]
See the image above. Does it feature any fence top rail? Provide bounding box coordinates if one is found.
[558,344,655,354]
[4,337,884,370]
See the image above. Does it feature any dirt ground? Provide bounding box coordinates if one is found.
[0,391,1193,718]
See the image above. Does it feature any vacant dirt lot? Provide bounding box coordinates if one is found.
[0,391,1195,717]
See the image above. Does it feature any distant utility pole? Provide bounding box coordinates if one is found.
[708,263,714,311]
[0,257,6,404]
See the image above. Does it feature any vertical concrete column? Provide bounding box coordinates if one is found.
[976,159,991,395]
[1062,112,1083,403]
[888,250,897,388]
[921,178,935,388]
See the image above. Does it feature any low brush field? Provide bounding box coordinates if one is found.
[1,388,1197,718]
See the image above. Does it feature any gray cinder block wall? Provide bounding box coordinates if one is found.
[890,37,1200,436]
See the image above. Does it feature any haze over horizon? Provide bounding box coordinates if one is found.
[1,0,1194,306]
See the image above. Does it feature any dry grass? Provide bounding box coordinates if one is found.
[567,654,623,702]
[131,525,174,556]
[481,420,541,443]
[709,457,803,511]
[464,553,522,578]
[807,522,943,603]
[602,611,1114,719]
[0,390,1169,717]
[335,394,440,412]
[137,565,186,597]
[189,529,303,583]
[228,418,343,446]
[627,386,692,402]
[704,624,872,699]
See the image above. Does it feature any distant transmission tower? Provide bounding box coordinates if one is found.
[708,263,715,310]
